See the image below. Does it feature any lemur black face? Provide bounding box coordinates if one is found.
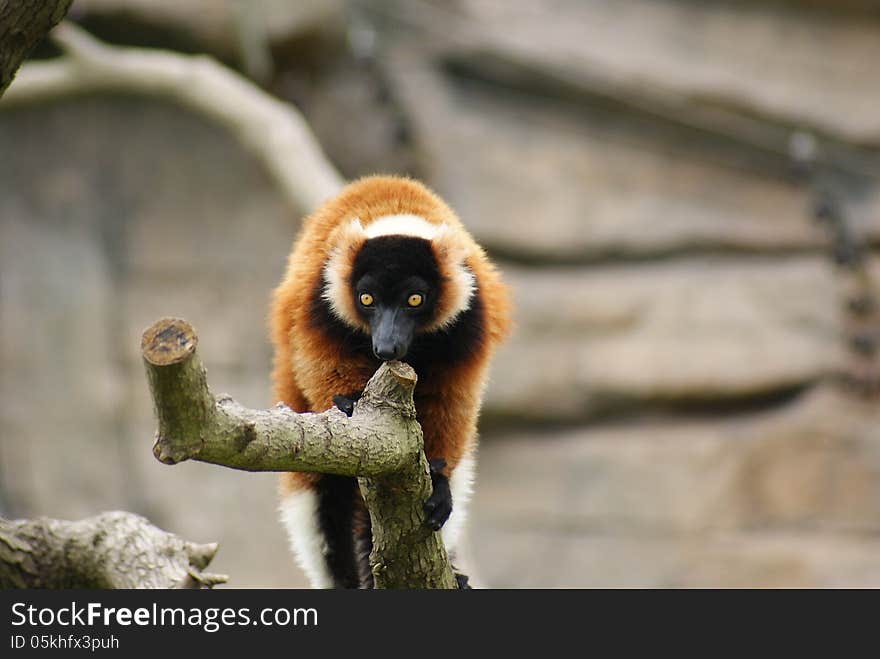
[350,236,440,361]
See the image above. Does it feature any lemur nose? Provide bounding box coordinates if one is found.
[374,343,402,361]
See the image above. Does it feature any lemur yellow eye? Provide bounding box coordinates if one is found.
[359,293,374,306]
[407,294,423,307]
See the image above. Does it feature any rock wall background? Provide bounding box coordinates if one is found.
[2,0,879,587]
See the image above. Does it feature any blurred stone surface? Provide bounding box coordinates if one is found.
[467,527,880,588]
[471,386,880,586]
[3,1,880,589]
[387,48,880,261]
[486,258,859,421]
[453,0,880,146]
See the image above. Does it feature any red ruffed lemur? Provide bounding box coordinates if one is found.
[269,175,510,588]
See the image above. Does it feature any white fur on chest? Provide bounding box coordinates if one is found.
[363,214,442,240]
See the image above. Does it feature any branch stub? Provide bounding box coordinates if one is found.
[142,317,198,366]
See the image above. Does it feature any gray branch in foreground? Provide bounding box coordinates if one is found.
[1,21,345,213]
[0,511,227,589]
[142,317,457,589]
[0,0,72,98]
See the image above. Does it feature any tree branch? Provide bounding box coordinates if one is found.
[0,0,72,98]
[0,511,227,589]
[142,317,457,589]
[1,21,345,213]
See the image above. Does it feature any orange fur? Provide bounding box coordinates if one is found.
[269,175,511,495]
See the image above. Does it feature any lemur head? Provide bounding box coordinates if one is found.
[323,214,476,360]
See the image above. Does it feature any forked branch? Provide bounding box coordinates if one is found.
[142,317,456,589]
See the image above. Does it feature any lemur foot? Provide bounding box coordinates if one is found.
[424,458,452,531]
[332,392,362,417]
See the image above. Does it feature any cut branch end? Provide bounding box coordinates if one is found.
[142,317,198,366]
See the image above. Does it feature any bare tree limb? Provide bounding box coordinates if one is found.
[0,511,227,589]
[1,21,345,212]
[0,0,72,98]
[142,317,457,589]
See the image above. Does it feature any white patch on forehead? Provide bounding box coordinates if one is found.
[363,214,442,240]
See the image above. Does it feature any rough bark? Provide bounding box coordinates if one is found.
[0,511,227,589]
[1,21,344,213]
[142,317,457,589]
[0,0,72,98]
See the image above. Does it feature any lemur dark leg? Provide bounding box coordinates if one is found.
[335,399,456,586]
[424,458,453,531]
[326,392,372,588]
[315,474,360,589]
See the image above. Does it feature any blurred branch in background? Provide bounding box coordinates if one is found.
[3,20,344,213]
[0,0,72,97]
